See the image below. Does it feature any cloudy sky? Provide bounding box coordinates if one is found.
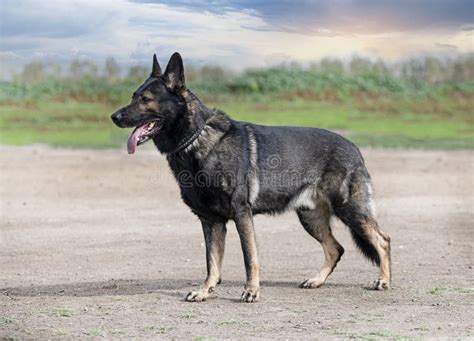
[0,0,472,77]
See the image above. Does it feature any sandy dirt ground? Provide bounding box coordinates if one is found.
[1,144,473,339]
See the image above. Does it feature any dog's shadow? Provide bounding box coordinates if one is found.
[1,278,324,299]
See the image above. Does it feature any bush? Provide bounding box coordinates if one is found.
[1,55,472,103]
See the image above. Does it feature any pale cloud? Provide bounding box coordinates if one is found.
[145,0,474,35]
[0,0,472,79]
[0,0,271,74]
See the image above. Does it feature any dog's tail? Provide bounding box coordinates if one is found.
[333,203,380,265]
[331,171,380,265]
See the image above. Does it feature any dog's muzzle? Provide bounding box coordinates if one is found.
[111,110,124,126]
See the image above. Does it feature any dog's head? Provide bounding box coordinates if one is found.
[111,53,188,154]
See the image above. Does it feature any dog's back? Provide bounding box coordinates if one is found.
[213,120,368,215]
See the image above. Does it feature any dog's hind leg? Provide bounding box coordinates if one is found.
[335,204,391,290]
[297,201,344,289]
[186,219,227,302]
[332,177,391,290]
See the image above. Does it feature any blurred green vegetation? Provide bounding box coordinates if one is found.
[0,55,472,149]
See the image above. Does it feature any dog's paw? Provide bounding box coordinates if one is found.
[240,287,260,303]
[299,277,324,289]
[185,289,210,302]
[370,278,390,290]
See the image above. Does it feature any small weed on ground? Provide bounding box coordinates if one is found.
[44,308,72,317]
[83,328,107,337]
[428,287,474,295]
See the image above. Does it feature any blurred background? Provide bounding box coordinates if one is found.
[0,0,472,150]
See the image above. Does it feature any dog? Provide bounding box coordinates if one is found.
[111,53,391,303]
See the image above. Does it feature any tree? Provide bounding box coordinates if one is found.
[450,55,474,82]
[372,59,389,74]
[319,58,344,73]
[104,57,120,81]
[69,59,98,79]
[349,56,372,74]
[200,65,226,81]
[127,65,148,80]
[21,62,45,83]
[400,58,424,85]
[423,57,444,83]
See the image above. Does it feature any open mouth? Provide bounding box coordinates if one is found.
[127,120,162,154]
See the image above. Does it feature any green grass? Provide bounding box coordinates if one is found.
[428,287,474,295]
[194,337,217,341]
[217,319,250,326]
[44,308,72,317]
[143,326,173,334]
[0,316,14,324]
[334,330,414,340]
[83,328,107,337]
[1,65,472,150]
[178,310,198,319]
[0,95,472,149]
[0,101,128,148]
[217,99,473,149]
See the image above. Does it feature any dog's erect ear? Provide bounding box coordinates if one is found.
[151,54,162,77]
[164,52,185,91]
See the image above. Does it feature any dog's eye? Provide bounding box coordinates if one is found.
[141,96,153,103]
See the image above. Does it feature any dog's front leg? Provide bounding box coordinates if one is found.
[186,219,227,302]
[234,207,260,303]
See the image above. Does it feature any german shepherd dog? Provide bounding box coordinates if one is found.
[111,53,391,303]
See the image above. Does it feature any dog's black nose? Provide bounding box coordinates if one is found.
[111,111,123,125]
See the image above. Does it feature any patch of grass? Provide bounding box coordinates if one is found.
[143,326,173,334]
[0,101,127,148]
[44,308,72,317]
[179,310,198,319]
[366,331,397,338]
[0,94,472,149]
[428,287,474,295]
[349,312,381,322]
[194,337,217,341]
[334,330,413,340]
[0,316,14,324]
[55,330,69,336]
[219,100,473,149]
[217,319,250,326]
[83,328,107,337]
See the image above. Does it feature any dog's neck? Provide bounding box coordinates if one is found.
[166,90,231,160]
[167,122,206,155]
[152,89,221,155]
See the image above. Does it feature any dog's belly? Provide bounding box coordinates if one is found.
[252,185,318,214]
[251,183,328,215]
[251,191,292,214]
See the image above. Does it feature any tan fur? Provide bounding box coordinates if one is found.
[186,221,226,302]
[235,210,260,302]
[139,91,160,112]
[246,126,259,205]
[287,186,317,210]
[298,202,344,288]
[362,220,391,289]
[180,111,231,159]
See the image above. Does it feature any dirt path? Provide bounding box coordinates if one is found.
[1,145,473,339]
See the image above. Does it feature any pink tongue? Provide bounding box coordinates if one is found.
[127,125,147,154]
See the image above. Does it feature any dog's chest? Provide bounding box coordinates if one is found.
[168,156,234,219]
[179,184,232,219]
